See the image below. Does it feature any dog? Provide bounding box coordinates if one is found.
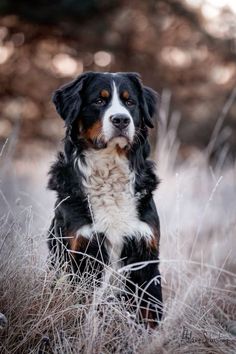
[48,71,163,327]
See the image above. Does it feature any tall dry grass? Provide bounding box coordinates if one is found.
[0,92,236,353]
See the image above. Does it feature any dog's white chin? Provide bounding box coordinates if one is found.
[107,136,130,149]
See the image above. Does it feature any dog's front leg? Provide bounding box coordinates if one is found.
[121,238,163,328]
[129,262,163,328]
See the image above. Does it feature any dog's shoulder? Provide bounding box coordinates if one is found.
[48,151,80,197]
[134,158,160,196]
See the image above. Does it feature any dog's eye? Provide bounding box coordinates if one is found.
[94,98,105,106]
[126,99,135,107]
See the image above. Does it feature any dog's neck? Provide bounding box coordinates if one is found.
[78,144,134,209]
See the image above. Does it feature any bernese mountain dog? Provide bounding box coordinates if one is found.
[48,71,163,327]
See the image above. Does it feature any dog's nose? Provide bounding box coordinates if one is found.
[110,114,130,130]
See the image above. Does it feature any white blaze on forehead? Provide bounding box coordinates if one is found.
[102,81,135,143]
[106,81,131,117]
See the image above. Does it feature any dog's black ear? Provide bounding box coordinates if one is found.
[127,72,158,128]
[52,72,93,126]
[142,86,159,128]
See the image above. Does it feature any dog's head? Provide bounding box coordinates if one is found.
[53,72,158,150]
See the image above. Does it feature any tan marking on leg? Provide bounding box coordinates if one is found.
[149,236,158,251]
[68,235,88,255]
[149,226,160,251]
[140,307,158,329]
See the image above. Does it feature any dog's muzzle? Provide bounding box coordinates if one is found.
[110,114,131,130]
[109,114,131,141]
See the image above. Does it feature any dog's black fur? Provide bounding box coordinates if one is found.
[48,72,163,327]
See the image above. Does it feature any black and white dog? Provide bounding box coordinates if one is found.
[48,72,163,327]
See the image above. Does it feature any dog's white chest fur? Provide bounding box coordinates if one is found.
[78,143,153,267]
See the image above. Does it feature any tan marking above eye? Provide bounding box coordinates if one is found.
[100,89,110,98]
[122,90,130,99]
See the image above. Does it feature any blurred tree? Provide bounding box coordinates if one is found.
[160,0,236,62]
[0,0,118,23]
[0,0,235,160]
[1,0,235,63]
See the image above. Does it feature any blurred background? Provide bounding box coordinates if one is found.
[0,3,236,351]
[0,0,236,163]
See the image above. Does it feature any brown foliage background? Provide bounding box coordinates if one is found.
[0,0,236,159]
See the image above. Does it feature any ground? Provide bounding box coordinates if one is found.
[0,113,235,353]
